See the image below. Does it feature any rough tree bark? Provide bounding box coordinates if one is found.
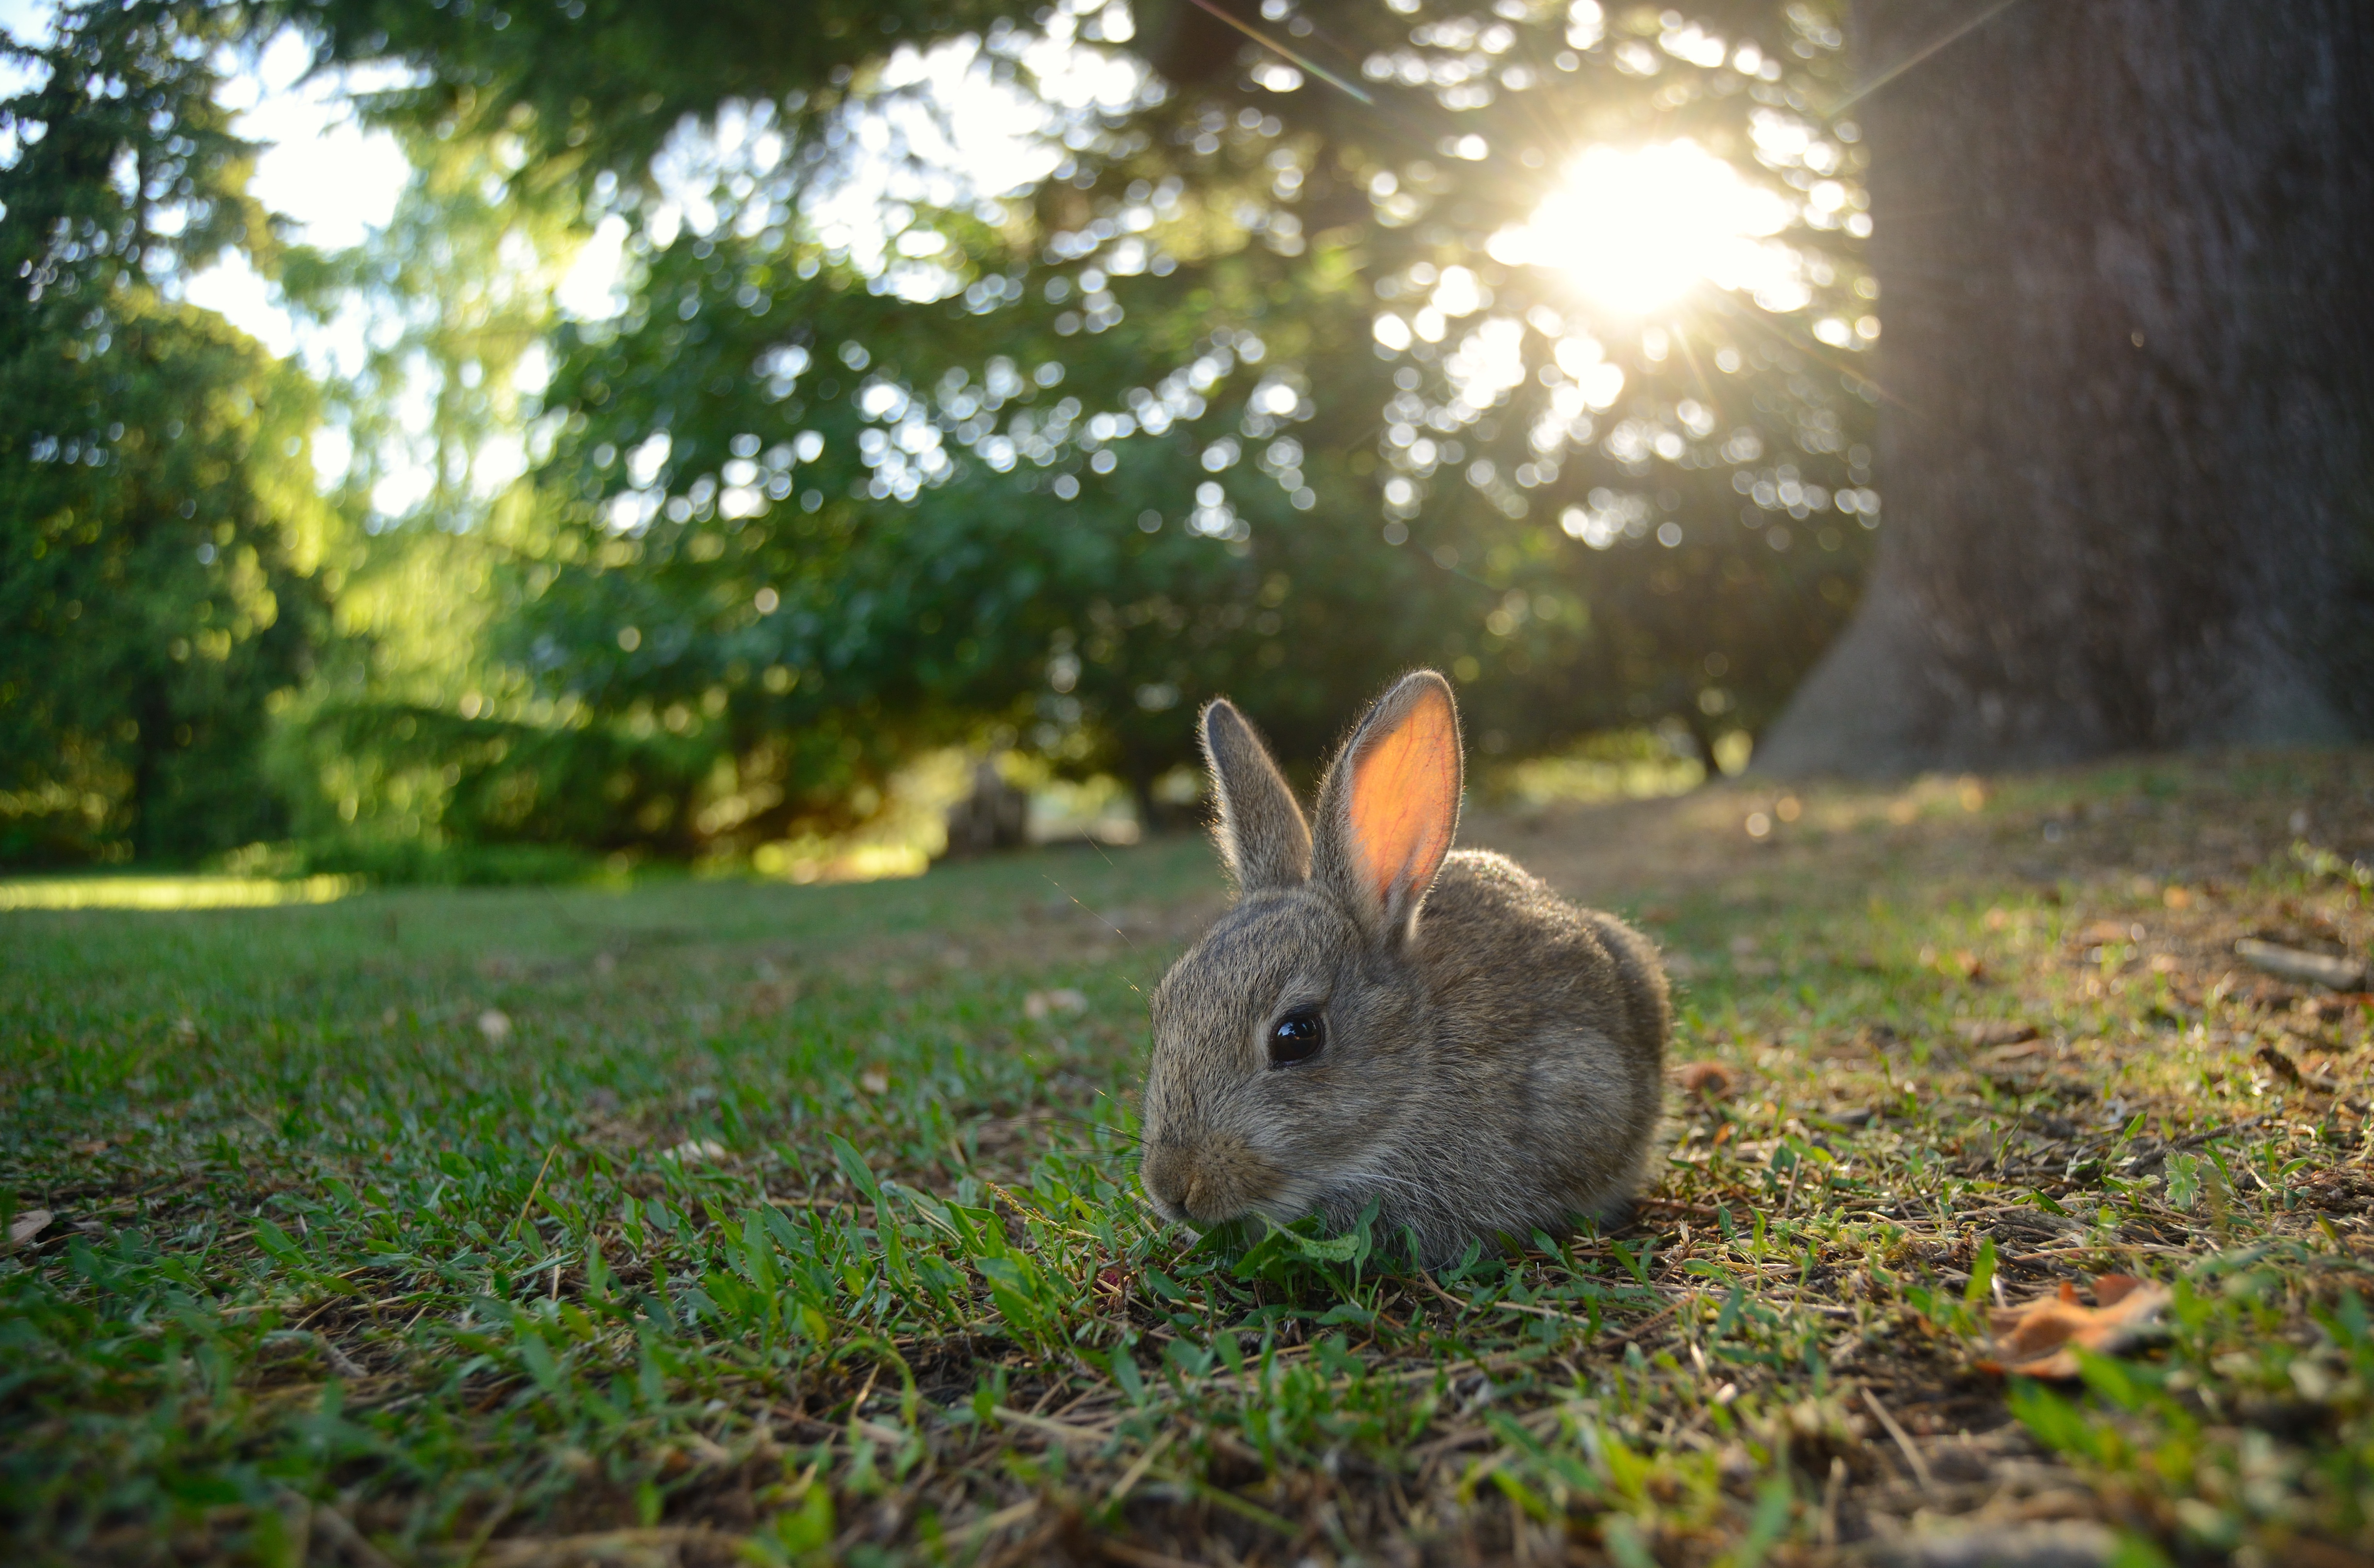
[1758,0,2374,775]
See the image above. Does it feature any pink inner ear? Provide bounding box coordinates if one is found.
[1347,686,1458,910]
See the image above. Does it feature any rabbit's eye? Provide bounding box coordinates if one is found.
[1268,1007,1326,1067]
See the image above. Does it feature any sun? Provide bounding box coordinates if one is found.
[1490,141,1796,316]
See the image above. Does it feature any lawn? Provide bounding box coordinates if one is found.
[8,751,2374,1567]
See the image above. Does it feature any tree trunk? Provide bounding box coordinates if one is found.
[1758,0,2374,776]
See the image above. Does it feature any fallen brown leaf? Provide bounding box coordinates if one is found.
[1979,1275,2172,1379]
[9,1208,53,1247]
[1675,1061,1738,1100]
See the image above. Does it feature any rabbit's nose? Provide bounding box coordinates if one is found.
[1141,1142,1192,1213]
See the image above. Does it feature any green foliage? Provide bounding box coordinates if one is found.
[522,243,1469,817]
[264,127,634,858]
[255,0,1876,856]
[274,0,1034,188]
[0,301,330,864]
[0,2,332,865]
[1,0,1882,866]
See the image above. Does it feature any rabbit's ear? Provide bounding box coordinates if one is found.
[1316,671,1462,945]
[1201,699,1312,892]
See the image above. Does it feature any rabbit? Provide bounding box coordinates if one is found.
[1138,669,1669,1266]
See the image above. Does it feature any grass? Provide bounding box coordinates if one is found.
[8,750,2374,1566]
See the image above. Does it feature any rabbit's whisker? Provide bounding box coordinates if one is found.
[1039,873,1139,952]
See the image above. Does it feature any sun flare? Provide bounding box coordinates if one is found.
[1490,141,1798,316]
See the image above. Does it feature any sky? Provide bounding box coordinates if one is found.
[2,3,416,355]
[0,0,1133,514]
[189,31,641,350]
[2,1,648,508]
[189,29,416,361]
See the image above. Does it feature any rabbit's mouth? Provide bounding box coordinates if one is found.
[1141,1134,1293,1225]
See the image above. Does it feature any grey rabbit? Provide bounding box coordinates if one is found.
[1138,669,1669,1265]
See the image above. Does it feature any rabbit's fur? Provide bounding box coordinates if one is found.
[1139,671,1668,1265]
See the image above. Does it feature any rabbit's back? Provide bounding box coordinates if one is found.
[1405,849,1669,1231]
[1418,851,1668,1058]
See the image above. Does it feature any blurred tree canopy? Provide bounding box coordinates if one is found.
[0,1,330,864]
[3,0,1883,866]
